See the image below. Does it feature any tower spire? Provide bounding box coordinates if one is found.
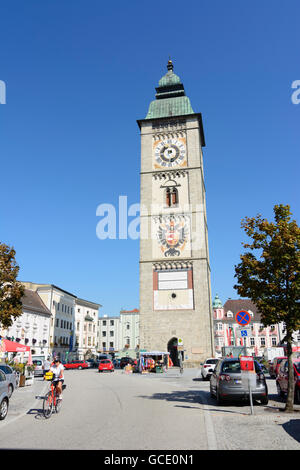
[167,57,174,71]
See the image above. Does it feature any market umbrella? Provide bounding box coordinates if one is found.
[1,338,30,353]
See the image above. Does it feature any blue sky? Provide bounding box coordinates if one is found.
[0,1,299,315]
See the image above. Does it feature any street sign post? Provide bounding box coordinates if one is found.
[240,356,255,415]
[235,311,251,347]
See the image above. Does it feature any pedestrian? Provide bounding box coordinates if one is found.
[43,356,51,378]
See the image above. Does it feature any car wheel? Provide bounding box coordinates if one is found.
[295,388,300,404]
[0,398,8,420]
[276,382,284,398]
[7,385,13,398]
[78,366,82,370]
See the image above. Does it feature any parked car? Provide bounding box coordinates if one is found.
[64,360,89,370]
[269,357,287,378]
[120,357,134,369]
[86,359,98,368]
[98,359,114,373]
[276,358,300,403]
[0,370,9,420]
[210,357,268,405]
[0,364,17,398]
[32,359,44,377]
[201,358,218,380]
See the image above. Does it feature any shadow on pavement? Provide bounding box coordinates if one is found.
[138,389,256,415]
[282,420,300,443]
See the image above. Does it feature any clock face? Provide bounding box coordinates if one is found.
[154,138,186,168]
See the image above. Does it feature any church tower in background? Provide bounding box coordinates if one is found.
[137,60,214,366]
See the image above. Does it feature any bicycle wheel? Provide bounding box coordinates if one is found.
[43,391,53,419]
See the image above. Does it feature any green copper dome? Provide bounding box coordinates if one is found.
[145,60,194,120]
[158,70,182,87]
[212,294,223,309]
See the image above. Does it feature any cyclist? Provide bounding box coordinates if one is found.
[50,358,64,400]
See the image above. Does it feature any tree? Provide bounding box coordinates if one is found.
[234,205,300,412]
[0,243,24,329]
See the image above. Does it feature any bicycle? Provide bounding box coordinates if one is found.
[43,379,66,419]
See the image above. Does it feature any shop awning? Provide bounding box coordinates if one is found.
[0,338,30,353]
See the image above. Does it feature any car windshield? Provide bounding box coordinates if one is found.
[101,360,110,364]
[33,360,42,366]
[221,360,261,374]
[206,359,218,364]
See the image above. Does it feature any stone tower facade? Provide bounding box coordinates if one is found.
[137,60,214,366]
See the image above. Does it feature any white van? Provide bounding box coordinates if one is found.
[31,355,46,377]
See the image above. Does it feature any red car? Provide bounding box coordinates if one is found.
[63,360,89,370]
[269,357,287,378]
[276,358,300,403]
[98,359,114,373]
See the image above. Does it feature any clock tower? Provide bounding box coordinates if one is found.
[137,60,214,366]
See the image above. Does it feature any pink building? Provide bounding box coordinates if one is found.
[213,295,282,357]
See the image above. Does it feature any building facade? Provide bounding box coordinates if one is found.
[138,60,214,366]
[75,298,101,359]
[97,309,140,358]
[22,282,101,361]
[97,315,120,356]
[213,295,283,356]
[0,288,52,357]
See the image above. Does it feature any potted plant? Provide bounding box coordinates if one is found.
[14,363,26,387]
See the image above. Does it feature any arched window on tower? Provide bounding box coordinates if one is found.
[165,187,178,208]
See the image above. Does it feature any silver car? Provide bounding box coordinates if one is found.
[33,359,44,377]
[0,364,17,398]
[210,358,268,405]
[0,370,9,420]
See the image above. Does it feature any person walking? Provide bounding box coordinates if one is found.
[43,357,51,378]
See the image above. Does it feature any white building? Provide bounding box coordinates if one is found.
[119,309,140,354]
[1,289,51,357]
[22,282,77,361]
[97,309,140,358]
[97,315,120,355]
[75,298,101,359]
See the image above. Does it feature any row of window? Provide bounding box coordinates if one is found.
[216,337,278,347]
[215,323,277,331]
[53,301,73,315]
[76,322,96,333]
[56,319,73,330]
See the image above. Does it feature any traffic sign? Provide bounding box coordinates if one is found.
[235,310,251,326]
[236,327,251,338]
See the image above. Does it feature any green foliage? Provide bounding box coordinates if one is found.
[0,243,24,328]
[234,205,300,329]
